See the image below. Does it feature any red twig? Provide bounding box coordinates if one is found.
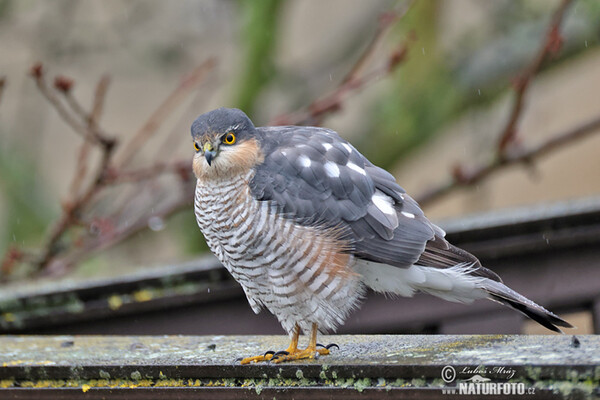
[116,58,216,167]
[417,115,600,205]
[69,75,111,199]
[0,76,6,105]
[19,59,212,277]
[417,0,575,206]
[496,0,574,155]
[104,160,190,185]
[30,63,114,148]
[269,1,414,126]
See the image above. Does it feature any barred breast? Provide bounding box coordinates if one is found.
[194,172,364,334]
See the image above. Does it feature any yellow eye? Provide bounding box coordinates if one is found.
[223,133,236,145]
[193,142,200,152]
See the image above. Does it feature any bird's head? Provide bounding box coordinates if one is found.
[190,108,263,180]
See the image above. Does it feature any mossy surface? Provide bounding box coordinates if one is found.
[0,334,598,396]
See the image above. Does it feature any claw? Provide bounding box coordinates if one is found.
[317,343,339,350]
[263,350,275,357]
[274,350,289,356]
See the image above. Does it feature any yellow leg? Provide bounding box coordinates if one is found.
[270,323,331,363]
[240,324,300,364]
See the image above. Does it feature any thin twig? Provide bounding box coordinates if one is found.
[340,0,414,87]
[496,0,574,155]
[116,58,216,167]
[69,76,111,199]
[104,160,190,185]
[417,115,600,205]
[30,66,117,271]
[269,2,414,126]
[30,64,114,148]
[417,0,575,206]
[43,191,194,277]
[90,75,110,125]
[0,76,6,105]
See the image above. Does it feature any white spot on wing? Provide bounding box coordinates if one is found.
[372,191,395,216]
[322,143,333,151]
[324,161,340,178]
[401,211,415,219]
[347,162,366,176]
[298,154,311,168]
[342,143,353,153]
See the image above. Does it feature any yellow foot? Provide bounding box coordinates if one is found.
[239,344,338,364]
[239,352,274,365]
[270,346,330,363]
[239,324,338,364]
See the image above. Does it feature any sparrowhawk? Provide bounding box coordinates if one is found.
[191,108,572,363]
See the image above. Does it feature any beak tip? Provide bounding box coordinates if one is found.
[205,151,215,166]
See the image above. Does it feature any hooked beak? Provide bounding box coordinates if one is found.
[203,142,217,166]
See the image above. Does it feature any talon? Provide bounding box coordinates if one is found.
[274,350,289,356]
[316,342,339,352]
[263,350,275,357]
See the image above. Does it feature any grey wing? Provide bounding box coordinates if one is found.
[250,126,443,268]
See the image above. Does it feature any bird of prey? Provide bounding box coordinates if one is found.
[190,108,572,363]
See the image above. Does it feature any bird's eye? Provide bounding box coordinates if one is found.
[223,133,236,145]
[193,142,200,152]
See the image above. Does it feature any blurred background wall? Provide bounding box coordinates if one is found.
[0,0,599,332]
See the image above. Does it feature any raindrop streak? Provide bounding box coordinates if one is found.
[148,216,165,232]
[422,47,425,55]
[478,89,481,96]
[542,233,550,245]
[585,40,588,48]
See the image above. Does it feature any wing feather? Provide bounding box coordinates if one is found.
[250,126,477,271]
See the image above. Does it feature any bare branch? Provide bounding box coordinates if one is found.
[0,76,6,105]
[269,2,414,126]
[90,75,110,125]
[104,160,190,185]
[340,0,414,87]
[116,58,216,167]
[69,76,111,199]
[417,115,600,205]
[30,64,115,149]
[417,0,575,206]
[496,0,574,155]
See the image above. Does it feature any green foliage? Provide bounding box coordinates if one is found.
[233,0,284,117]
[0,149,51,255]
[173,208,209,255]
[0,0,12,20]
[360,1,464,169]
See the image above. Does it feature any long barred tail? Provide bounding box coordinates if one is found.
[483,280,573,333]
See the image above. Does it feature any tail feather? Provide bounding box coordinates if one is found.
[483,280,573,333]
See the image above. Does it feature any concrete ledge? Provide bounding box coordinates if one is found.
[0,335,598,399]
